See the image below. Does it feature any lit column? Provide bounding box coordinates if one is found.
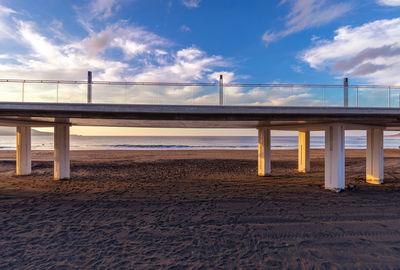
[298,130,310,173]
[54,124,70,180]
[16,126,31,175]
[258,128,271,176]
[325,124,345,191]
[366,128,384,184]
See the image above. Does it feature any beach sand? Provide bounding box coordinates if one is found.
[1,149,400,268]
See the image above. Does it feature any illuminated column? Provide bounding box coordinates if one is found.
[298,130,310,173]
[16,126,31,175]
[54,124,70,180]
[258,128,271,176]
[325,124,345,191]
[366,128,384,184]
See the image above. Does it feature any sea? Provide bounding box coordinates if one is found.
[1,135,400,150]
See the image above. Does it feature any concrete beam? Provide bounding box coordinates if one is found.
[54,124,70,180]
[258,129,271,176]
[298,130,310,173]
[325,124,345,191]
[16,126,31,175]
[366,128,384,184]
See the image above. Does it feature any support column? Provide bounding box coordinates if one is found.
[258,129,271,176]
[54,124,70,180]
[325,124,345,191]
[366,128,384,184]
[298,130,310,173]
[16,126,31,175]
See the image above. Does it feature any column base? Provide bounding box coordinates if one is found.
[366,177,383,185]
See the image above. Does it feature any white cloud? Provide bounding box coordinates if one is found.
[302,18,400,84]
[132,47,228,82]
[182,0,201,8]
[179,25,191,32]
[377,0,400,6]
[263,0,351,44]
[89,0,118,19]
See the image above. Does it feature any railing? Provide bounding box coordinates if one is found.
[1,78,400,107]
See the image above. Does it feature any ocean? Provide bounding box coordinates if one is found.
[0,135,400,150]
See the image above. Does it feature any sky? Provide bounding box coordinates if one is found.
[0,0,400,136]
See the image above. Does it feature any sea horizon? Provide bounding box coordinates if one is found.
[1,135,400,151]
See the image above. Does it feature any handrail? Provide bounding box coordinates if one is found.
[0,78,399,89]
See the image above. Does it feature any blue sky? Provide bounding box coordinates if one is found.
[0,0,400,135]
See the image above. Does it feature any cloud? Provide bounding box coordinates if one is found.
[89,0,118,20]
[262,0,351,44]
[132,47,228,82]
[182,0,201,8]
[302,18,400,84]
[179,25,191,32]
[377,0,400,6]
[0,4,17,39]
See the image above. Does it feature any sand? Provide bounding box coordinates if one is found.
[1,149,400,269]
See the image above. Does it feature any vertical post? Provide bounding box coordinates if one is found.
[356,87,359,107]
[219,74,223,105]
[54,124,70,180]
[344,77,348,107]
[298,130,310,173]
[325,124,345,191]
[87,71,92,104]
[366,128,384,184]
[56,82,59,103]
[22,81,25,102]
[258,128,271,176]
[16,126,31,175]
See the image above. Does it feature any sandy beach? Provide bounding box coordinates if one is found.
[1,149,400,268]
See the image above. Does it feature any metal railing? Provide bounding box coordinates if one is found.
[1,77,400,107]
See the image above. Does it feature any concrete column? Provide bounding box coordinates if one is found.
[298,130,310,173]
[16,126,31,175]
[54,124,70,180]
[325,124,345,191]
[258,129,271,176]
[366,128,384,184]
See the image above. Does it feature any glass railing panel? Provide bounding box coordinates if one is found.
[57,83,87,103]
[92,84,219,105]
[357,88,388,107]
[23,82,58,102]
[0,82,23,102]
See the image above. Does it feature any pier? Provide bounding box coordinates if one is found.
[1,77,400,191]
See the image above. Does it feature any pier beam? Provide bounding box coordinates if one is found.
[366,128,384,184]
[325,124,345,191]
[258,129,271,176]
[16,126,31,175]
[54,124,70,180]
[298,130,310,173]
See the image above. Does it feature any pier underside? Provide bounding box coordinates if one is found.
[1,102,399,190]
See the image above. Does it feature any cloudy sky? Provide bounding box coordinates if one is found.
[0,0,399,135]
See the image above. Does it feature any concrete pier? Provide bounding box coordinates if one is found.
[258,129,271,176]
[298,130,310,173]
[325,124,345,191]
[366,128,384,184]
[54,124,70,180]
[16,126,31,176]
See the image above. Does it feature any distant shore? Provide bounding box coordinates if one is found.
[1,149,400,268]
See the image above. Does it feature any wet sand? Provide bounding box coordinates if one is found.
[1,149,400,269]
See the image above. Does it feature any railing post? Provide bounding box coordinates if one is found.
[344,77,348,107]
[87,71,92,104]
[219,74,223,105]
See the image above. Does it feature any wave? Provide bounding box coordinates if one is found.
[104,144,257,149]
